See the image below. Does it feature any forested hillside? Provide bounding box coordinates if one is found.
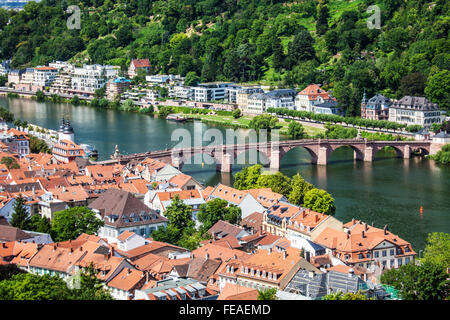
[0,0,448,115]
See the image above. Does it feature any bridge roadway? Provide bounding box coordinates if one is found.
[93,139,434,173]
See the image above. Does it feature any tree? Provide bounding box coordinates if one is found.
[233,164,262,190]
[29,135,51,154]
[425,70,450,111]
[381,261,449,300]
[286,28,315,69]
[0,107,14,122]
[10,195,30,230]
[303,188,336,215]
[232,108,241,119]
[287,121,306,139]
[184,71,200,86]
[421,232,450,268]
[158,106,173,118]
[36,90,45,102]
[322,291,373,300]
[50,207,104,242]
[28,214,51,234]
[197,198,242,233]
[164,195,194,230]
[0,264,26,281]
[1,156,20,169]
[257,287,278,300]
[256,171,292,197]
[288,173,314,205]
[316,1,330,36]
[399,72,426,97]
[68,263,113,300]
[249,114,278,131]
[272,36,285,71]
[0,273,69,300]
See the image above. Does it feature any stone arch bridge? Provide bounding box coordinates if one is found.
[96,139,433,173]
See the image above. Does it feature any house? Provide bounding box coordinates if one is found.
[52,139,85,163]
[295,84,339,115]
[236,87,264,114]
[217,246,316,291]
[70,64,118,94]
[7,69,24,86]
[206,184,266,219]
[216,282,258,300]
[106,77,132,101]
[147,189,205,224]
[0,225,34,243]
[313,219,416,271]
[247,89,297,114]
[138,158,182,182]
[361,93,391,120]
[32,66,58,90]
[128,59,151,78]
[240,211,264,234]
[388,96,445,128]
[5,128,30,157]
[168,173,203,191]
[107,267,146,300]
[89,188,168,241]
[432,130,450,143]
[208,220,250,241]
[134,277,213,300]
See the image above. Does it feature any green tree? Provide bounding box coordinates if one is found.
[0,264,26,281]
[272,35,285,71]
[421,232,450,268]
[232,108,241,119]
[316,1,330,36]
[10,195,30,230]
[29,135,51,154]
[0,273,71,300]
[257,287,278,300]
[28,214,51,234]
[256,171,292,197]
[197,198,242,233]
[322,291,373,300]
[164,194,194,230]
[35,90,46,102]
[1,156,20,169]
[158,106,173,118]
[68,263,113,300]
[287,121,305,139]
[249,114,278,131]
[288,173,314,206]
[303,188,336,215]
[381,261,449,300]
[233,164,262,190]
[425,70,450,111]
[184,71,200,86]
[50,207,104,242]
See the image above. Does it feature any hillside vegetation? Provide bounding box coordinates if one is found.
[0,0,448,116]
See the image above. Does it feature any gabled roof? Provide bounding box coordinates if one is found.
[131,59,151,68]
[0,225,33,242]
[208,220,246,240]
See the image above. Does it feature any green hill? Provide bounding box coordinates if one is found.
[0,0,448,115]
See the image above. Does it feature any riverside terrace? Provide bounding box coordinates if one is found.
[93,138,437,173]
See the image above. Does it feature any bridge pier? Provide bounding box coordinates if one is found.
[403,145,410,159]
[364,146,373,162]
[317,147,328,165]
[270,150,280,170]
[216,153,232,173]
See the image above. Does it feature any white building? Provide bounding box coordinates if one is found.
[388,96,445,128]
[33,66,58,87]
[247,89,297,114]
[71,64,118,93]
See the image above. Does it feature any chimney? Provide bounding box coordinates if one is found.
[362,230,365,238]
[127,268,131,275]
[268,247,272,255]
[305,251,311,263]
[383,225,388,235]
[283,250,287,260]
[205,253,209,260]
[315,215,319,223]
[1,243,6,248]
[365,223,368,231]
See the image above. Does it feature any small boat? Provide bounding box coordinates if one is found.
[80,143,99,159]
[166,114,187,122]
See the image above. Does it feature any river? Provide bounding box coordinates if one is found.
[2,96,449,252]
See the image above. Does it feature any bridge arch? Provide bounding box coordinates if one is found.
[233,148,271,167]
[328,144,365,162]
[372,144,405,160]
[279,145,319,165]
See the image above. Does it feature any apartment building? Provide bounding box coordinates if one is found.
[70,64,118,94]
[388,96,445,128]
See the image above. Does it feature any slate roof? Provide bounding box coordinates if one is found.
[392,96,440,110]
[0,225,33,242]
[88,188,167,228]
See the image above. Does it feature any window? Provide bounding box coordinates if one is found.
[390,259,394,268]
[405,257,410,264]
[382,250,387,257]
[390,249,395,256]
[374,251,379,258]
[398,258,403,267]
